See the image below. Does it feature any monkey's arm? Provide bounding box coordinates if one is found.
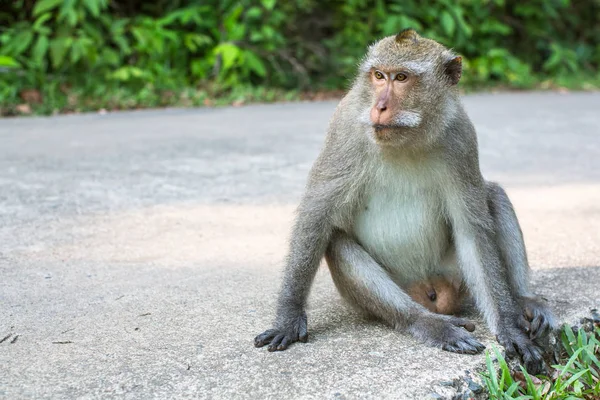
[255,99,368,351]
[486,181,556,338]
[445,181,545,374]
[254,184,335,351]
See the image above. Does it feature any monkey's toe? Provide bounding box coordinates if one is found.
[410,315,485,355]
[518,343,545,375]
[522,298,557,340]
[442,336,485,355]
[267,334,286,352]
[528,310,555,340]
[497,327,546,375]
[254,313,308,351]
[254,329,278,347]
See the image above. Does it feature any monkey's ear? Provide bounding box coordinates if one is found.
[396,29,419,43]
[445,56,462,85]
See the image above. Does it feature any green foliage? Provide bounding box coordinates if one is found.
[1,0,599,114]
[482,325,600,399]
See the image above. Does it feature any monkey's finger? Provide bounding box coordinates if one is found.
[254,329,278,347]
[502,340,517,358]
[525,307,534,321]
[277,336,292,351]
[530,315,548,340]
[517,315,531,334]
[298,314,308,342]
[460,337,486,354]
[267,334,285,352]
[529,313,543,338]
[298,332,308,343]
[442,338,484,355]
[515,342,544,375]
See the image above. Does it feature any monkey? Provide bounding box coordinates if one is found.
[254,29,555,374]
[406,276,466,316]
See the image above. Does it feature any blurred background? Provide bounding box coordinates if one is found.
[0,0,599,116]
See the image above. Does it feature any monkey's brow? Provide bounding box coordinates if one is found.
[363,60,432,75]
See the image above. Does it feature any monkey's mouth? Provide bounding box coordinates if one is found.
[373,124,401,130]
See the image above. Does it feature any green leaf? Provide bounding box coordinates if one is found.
[213,43,241,70]
[83,0,102,17]
[32,35,50,66]
[440,11,455,36]
[1,30,33,57]
[564,368,591,388]
[0,56,20,68]
[246,6,262,19]
[61,8,78,26]
[101,48,120,66]
[244,50,266,77]
[33,0,62,17]
[70,38,85,63]
[49,37,73,68]
[261,0,276,10]
[33,13,52,32]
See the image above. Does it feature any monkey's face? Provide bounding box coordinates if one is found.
[368,68,421,133]
[358,30,462,148]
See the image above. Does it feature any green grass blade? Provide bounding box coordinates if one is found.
[560,348,585,378]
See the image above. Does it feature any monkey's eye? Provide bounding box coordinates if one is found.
[395,73,408,82]
[374,71,385,80]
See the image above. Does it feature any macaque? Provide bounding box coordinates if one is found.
[254,29,555,374]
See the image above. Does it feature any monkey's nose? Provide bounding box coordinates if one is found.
[376,102,387,112]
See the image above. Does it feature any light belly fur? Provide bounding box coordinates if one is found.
[353,159,461,285]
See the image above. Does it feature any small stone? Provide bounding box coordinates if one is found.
[467,380,483,394]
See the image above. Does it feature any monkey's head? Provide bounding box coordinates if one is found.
[357,29,463,147]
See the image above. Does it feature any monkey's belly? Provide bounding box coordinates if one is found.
[353,191,458,284]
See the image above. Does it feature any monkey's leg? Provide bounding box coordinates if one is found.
[325,231,484,354]
[486,182,557,339]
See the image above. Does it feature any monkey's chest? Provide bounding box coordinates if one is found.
[353,180,452,280]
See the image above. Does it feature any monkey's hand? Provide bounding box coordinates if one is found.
[519,296,557,340]
[496,324,545,375]
[254,311,308,352]
[408,314,485,355]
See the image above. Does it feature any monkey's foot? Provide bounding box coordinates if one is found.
[408,315,485,355]
[519,296,557,340]
[496,326,545,375]
[254,312,308,352]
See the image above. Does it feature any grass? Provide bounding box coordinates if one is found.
[481,323,600,400]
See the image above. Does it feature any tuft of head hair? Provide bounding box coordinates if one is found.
[395,29,420,44]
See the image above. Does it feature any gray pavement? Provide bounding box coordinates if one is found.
[1,92,599,399]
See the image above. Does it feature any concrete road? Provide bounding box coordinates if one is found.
[1,93,599,399]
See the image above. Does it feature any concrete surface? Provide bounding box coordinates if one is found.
[1,92,599,399]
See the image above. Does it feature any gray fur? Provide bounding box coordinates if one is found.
[254,32,555,373]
